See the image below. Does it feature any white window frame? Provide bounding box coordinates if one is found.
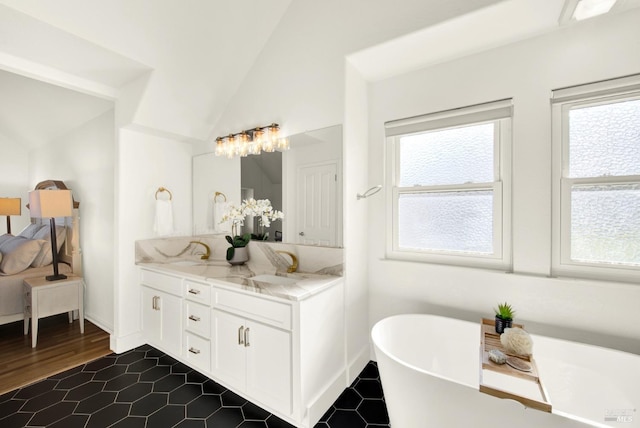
[551,75,640,282]
[385,99,512,270]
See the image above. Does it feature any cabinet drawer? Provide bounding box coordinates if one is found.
[184,280,211,305]
[184,332,210,372]
[213,288,291,330]
[140,269,182,297]
[184,301,211,338]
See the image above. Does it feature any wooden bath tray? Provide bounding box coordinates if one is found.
[479,318,552,413]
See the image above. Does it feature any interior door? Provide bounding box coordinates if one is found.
[296,161,337,246]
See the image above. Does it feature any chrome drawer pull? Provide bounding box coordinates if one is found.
[188,289,201,295]
[244,327,250,347]
[188,347,201,355]
[238,326,244,345]
[188,315,201,322]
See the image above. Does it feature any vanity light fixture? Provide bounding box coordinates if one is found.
[214,123,290,159]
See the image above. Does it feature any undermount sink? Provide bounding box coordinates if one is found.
[248,274,298,286]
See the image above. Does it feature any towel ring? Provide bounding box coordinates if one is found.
[155,187,173,200]
[214,191,227,202]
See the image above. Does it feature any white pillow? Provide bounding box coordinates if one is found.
[0,236,45,275]
[18,223,47,240]
[31,226,67,268]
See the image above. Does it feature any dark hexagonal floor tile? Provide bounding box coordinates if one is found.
[238,421,268,428]
[266,415,297,428]
[84,356,117,372]
[242,401,270,421]
[14,379,57,399]
[326,409,366,428]
[56,371,94,390]
[220,389,247,407]
[153,373,186,393]
[130,392,168,416]
[0,411,34,428]
[145,348,165,358]
[333,388,362,410]
[158,354,179,366]
[139,365,171,382]
[186,370,208,384]
[93,364,127,381]
[105,373,140,392]
[357,362,380,380]
[125,358,156,374]
[202,379,227,395]
[22,389,66,412]
[115,351,147,365]
[317,406,334,423]
[110,416,147,428]
[171,361,193,374]
[175,419,206,428]
[66,380,106,401]
[85,403,130,428]
[186,394,221,419]
[146,404,186,427]
[76,391,118,414]
[29,401,78,426]
[116,382,153,403]
[206,406,244,427]
[0,389,18,403]
[0,398,25,418]
[169,383,202,405]
[356,398,389,424]
[354,379,384,399]
[49,414,90,428]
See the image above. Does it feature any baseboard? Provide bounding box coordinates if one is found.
[110,331,144,354]
[306,368,348,427]
[85,314,113,335]
[347,346,371,386]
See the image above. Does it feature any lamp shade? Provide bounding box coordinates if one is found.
[0,198,21,216]
[29,190,73,218]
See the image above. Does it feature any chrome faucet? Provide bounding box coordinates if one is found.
[276,250,298,273]
[189,241,211,260]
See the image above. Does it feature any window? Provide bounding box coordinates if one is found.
[385,99,512,269]
[552,75,640,281]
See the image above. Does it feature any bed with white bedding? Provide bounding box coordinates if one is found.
[0,180,81,325]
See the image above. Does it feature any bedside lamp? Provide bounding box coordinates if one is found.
[0,198,21,235]
[29,190,73,281]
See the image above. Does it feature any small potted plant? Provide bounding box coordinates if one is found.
[220,198,283,265]
[494,302,515,334]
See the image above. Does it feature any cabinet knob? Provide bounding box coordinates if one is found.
[299,232,305,236]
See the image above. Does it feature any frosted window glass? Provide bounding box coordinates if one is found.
[398,191,493,254]
[571,184,640,266]
[399,123,494,187]
[569,99,640,178]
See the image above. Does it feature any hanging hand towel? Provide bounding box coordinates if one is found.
[213,201,231,233]
[154,199,174,236]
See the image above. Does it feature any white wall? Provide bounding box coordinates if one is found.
[367,11,640,353]
[29,110,115,332]
[113,127,192,352]
[0,134,30,234]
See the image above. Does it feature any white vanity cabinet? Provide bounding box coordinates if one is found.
[139,266,345,428]
[211,290,292,415]
[141,270,182,354]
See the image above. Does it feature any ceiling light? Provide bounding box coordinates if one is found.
[573,0,617,21]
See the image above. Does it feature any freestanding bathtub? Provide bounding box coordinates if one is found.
[372,314,639,428]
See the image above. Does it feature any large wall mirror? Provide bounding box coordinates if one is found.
[192,124,343,247]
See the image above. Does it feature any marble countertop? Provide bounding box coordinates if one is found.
[137,259,342,302]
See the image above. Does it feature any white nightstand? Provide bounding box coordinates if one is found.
[23,276,84,348]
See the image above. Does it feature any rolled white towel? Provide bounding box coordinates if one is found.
[154,199,174,236]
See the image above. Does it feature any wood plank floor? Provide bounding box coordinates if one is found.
[0,314,111,396]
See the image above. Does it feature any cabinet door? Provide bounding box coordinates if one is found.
[212,309,246,390]
[245,321,292,415]
[159,292,182,352]
[142,287,162,346]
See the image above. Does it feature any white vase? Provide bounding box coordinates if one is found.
[228,247,249,266]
